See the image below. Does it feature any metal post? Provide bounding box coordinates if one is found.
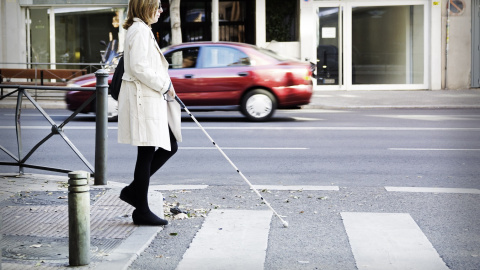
[68,170,91,266]
[94,69,109,185]
[15,88,23,175]
[1,214,2,270]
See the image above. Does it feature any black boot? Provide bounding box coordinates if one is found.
[120,186,139,208]
[132,209,168,226]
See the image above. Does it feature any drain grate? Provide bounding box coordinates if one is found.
[4,241,98,261]
[1,235,120,262]
[0,192,136,239]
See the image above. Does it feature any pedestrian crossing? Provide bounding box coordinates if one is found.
[168,185,478,270]
[174,209,452,270]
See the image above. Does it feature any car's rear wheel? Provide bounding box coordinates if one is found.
[241,89,276,121]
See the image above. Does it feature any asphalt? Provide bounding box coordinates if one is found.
[1,88,480,269]
[1,89,480,110]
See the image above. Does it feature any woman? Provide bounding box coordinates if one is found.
[118,0,182,226]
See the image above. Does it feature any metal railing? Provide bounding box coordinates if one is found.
[0,62,109,73]
[0,69,109,185]
[0,62,111,101]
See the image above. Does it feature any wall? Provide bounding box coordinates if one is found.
[264,41,300,60]
[0,0,26,68]
[442,0,472,89]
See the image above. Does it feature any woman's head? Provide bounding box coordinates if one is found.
[123,0,162,29]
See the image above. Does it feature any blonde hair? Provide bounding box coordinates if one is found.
[123,0,159,29]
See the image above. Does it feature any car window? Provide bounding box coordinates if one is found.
[201,46,250,68]
[164,47,199,69]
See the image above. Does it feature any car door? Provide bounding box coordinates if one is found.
[164,47,200,103]
[193,45,252,106]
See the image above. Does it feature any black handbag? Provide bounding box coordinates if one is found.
[109,56,124,101]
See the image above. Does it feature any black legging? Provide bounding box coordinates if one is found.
[130,128,178,212]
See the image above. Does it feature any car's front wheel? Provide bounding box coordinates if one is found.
[241,89,277,121]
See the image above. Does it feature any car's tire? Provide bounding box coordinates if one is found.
[240,89,276,122]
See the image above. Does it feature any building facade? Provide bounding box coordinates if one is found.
[0,0,477,91]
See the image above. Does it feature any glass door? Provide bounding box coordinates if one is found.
[316,6,343,88]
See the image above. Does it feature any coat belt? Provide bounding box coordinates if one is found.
[123,74,148,143]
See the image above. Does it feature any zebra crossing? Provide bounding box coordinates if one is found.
[163,185,480,270]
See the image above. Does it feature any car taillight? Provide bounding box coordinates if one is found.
[305,69,312,81]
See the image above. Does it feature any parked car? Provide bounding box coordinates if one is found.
[66,41,313,121]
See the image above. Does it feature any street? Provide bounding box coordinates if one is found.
[0,107,479,269]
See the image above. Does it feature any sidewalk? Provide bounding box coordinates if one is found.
[304,89,480,109]
[0,173,165,270]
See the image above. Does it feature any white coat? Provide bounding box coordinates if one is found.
[118,18,182,150]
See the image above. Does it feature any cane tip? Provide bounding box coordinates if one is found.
[282,221,289,228]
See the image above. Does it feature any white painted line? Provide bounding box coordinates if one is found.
[385,186,480,194]
[389,148,480,151]
[151,184,209,190]
[1,126,480,131]
[252,185,339,191]
[372,114,480,121]
[291,117,322,121]
[181,127,480,131]
[176,209,272,270]
[282,109,346,113]
[341,212,449,270]
[179,147,308,150]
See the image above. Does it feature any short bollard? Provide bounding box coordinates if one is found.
[68,171,91,266]
[1,214,2,270]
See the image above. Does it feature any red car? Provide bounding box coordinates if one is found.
[66,42,313,121]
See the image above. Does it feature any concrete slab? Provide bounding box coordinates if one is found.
[341,212,449,270]
[176,209,272,270]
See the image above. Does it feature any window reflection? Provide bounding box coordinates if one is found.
[165,47,200,69]
[201,46,250,68]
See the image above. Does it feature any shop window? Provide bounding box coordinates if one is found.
[219,1,245,42]
[28,7,125,69]
[351,5,424,84]
[266,0,298,42]
[54,8,120,68]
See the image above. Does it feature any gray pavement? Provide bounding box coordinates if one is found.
[1,89,480,110]
[305,89,480,109]
[0,173,165,270]
[1,89,480,269]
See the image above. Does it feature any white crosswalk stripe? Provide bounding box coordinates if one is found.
[176,209,272,270]
[341,212,449,270]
